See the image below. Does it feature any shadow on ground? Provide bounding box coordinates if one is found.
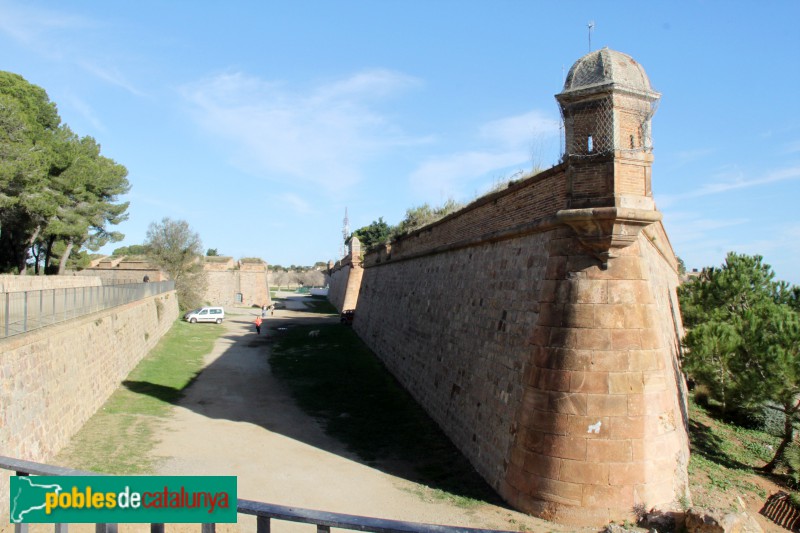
[123,294,503,507]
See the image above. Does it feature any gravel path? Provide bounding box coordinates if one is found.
[152,293,572,533]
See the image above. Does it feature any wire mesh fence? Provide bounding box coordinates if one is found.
[0,280,175,339]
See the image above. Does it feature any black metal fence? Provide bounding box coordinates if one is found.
[1,456,512,533]
[0,281,175,339]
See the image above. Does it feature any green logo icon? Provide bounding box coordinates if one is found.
[10,476,237,523]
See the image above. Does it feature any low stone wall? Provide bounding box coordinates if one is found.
[0,274,103,292]
[0,290,179,510]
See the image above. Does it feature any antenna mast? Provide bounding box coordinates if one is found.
[588,20,595,52]
[341,208,350,258]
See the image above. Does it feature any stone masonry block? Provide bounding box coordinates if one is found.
[536,368,571,392]
[590,350,630,372]
[574,280,608,304]
[639,328,663,350]
[523,454,562,480]
[587,394,628,417]
[569,371,609,394]
[627,349,661,371]
[531,326,551,346]
[607,280,654,304]
[633,480,675,508]
[586,439,633,463]
[553,348,593,371]
[506,464,533,493]
[569,328,612,350]
[611,329,642,350]
[521,388,550,412]
[538,303,561,327]
[623,304,652,329]
[560,459,609,485]
[531,475,584,506]
[567,415,609,438]
[605,416,647,439]
[602,255,645,280]
[545,256,568,280]
[594,304,626,329]
[561,304,595,328]
[530,411,570,435]
[608,372,645,394]
[542,434,588,461]
[582,483,635,509]
[539,280,558,303]
[549,392,588,415]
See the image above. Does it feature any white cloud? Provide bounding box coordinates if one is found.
[75,60,144,97]
[784,140,800,154]
[179,70,424,192]
[479,110,560,147]
[0,2,91,48]
[659,164,800,207]
[278,192,313,215]
[408,109,560,199]
[63,93,106,132]
[409,150,526,200]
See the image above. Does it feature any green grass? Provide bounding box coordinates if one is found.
[302,296,338,314]
[687,397,778,506]
[268,322,498,506]
[55,319,223,473]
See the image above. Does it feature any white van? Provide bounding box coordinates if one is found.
[183,307,225,324]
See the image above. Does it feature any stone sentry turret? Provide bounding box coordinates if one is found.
[555,47,662,267]
[500,48,690,524]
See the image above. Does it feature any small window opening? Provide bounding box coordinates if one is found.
[630,134,635,149]
[235,293,243,303]
[587,134,593,153]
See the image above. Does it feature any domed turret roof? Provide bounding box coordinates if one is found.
[561,48,656,96]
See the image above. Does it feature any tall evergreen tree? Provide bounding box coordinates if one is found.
[680,252,800,471]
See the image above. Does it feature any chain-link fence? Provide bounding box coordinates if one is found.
[0,280,175,339]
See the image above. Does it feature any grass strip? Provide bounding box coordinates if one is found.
[268,322,499,507]
[55,319,224,473]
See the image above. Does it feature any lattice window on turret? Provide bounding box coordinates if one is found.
[560,93,658,158]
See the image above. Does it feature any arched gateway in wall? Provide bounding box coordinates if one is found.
[333,49,690,526]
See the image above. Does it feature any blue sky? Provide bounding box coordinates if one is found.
[1,2,799,283]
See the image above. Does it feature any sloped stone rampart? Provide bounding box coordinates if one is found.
[0,274,103,292]
[0,291,179,509]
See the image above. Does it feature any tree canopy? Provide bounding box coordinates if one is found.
[145,218,207,310]
[0,71,129,274]
[679,252,800,471]
[351,217,392,250]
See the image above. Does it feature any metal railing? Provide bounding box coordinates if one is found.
[1,456,512,533]
[0,281,175,339]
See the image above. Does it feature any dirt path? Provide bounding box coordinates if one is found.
[152,293,571,533]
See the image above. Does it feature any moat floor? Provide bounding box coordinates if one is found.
[150,294,581,533]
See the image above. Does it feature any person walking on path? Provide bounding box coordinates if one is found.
[254,315,263,335]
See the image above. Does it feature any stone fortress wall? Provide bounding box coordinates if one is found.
[327,237,364,313]
[202,257,271,308]
[332,48,690,526]
[0,279,179,509]
[79,256,271,308]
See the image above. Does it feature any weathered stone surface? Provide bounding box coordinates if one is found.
[685,508,763,533]
[0,288,178,510]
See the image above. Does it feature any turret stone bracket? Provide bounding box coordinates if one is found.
[556,207,662,268]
